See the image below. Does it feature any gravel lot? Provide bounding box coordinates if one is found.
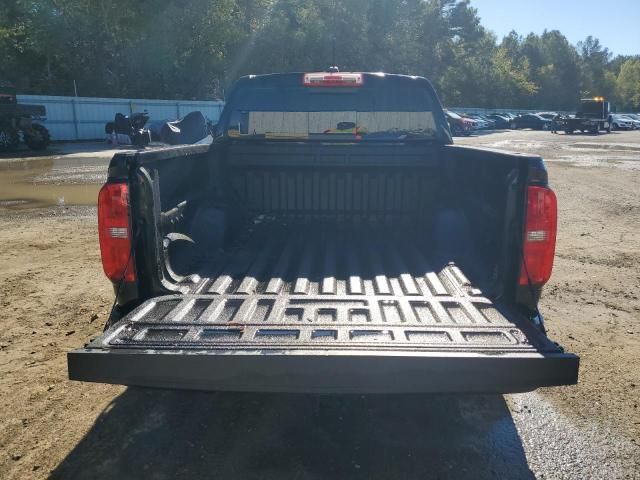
[0,131,639,479]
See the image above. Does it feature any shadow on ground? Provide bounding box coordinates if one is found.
[51,389,533,479]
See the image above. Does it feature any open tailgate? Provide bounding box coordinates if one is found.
[69,258,578,394]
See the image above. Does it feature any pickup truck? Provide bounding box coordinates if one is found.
[68,71,579,393]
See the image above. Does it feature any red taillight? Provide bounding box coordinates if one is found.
[303,72,363,87]
[98,182,136,283]
[519,186,557,286]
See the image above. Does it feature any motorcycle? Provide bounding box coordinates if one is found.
[105,111,151,146]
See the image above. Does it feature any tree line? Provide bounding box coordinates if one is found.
[2,0,639,111]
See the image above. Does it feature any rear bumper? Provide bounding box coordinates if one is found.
[68,348,579,394]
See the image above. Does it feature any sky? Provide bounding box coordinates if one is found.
[470,0,640,56]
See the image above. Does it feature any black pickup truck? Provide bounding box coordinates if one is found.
[68,72,579,393]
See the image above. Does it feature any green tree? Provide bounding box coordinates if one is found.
[577,35,612,98]
[0,0,636,110]
[616,59,640,110]
[534,30,581,109]
[491,46,538,107]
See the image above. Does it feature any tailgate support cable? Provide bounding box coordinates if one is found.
[519,248,547,335]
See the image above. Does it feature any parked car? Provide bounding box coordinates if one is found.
[68,71,579,394]
[480,114,498,127]
[511,114,552,130]
[487,114,511,129]
[609,114,634,130]
[464,113,494,129]
[478,114,497,129]
[618,114,640,129]
[444,110,474,135]
[460,115,480,130]
[537,112,559,120]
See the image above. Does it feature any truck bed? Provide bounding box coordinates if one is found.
[69,222,577,393]
[134,222,550,353]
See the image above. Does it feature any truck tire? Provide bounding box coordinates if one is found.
[24,124,50,150]
[0,127,20,151]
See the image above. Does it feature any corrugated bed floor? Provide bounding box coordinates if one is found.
[104,223,559,353]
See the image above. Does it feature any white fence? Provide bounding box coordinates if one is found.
[16,94,225,141]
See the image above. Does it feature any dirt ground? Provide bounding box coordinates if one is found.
[0,132,639,479]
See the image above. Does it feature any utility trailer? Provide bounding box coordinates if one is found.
[561,97,612,134]
[68,72,579,393]
[0,84,50,151]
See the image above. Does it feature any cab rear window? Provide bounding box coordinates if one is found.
[219,73,446,140]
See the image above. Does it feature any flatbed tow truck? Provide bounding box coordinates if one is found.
[561,97,612,134]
